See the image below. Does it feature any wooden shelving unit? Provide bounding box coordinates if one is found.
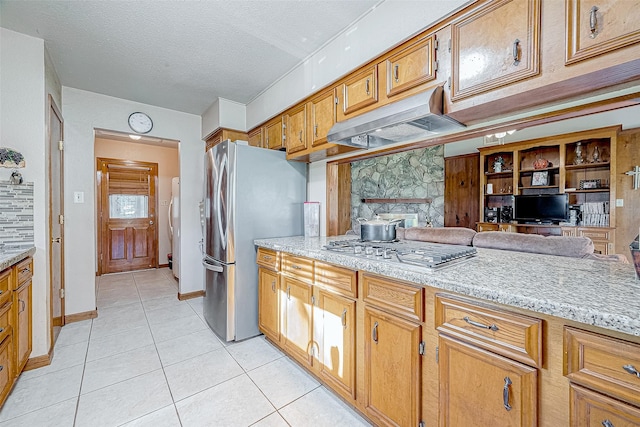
[478,126,618,253]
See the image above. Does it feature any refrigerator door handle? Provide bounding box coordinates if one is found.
[215,153,228,250]
[168,199,174,236]
[202,258,224,273]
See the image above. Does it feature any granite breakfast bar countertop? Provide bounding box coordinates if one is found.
[255,235,640,337]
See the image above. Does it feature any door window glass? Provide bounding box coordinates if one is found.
[109,194,148,218]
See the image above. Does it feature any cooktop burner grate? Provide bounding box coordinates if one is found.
[323,239,477,269]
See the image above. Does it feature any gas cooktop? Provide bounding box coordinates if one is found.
[323,239,477,270]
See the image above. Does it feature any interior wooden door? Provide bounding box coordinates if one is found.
[97,158,158,274]
[48,95,65,340]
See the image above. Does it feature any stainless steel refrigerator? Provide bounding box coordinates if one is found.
[202,140,307,341]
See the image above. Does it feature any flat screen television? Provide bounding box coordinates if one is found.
[513,194,569,224]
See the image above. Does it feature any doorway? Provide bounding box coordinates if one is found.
[48,95,65,342]
[96,158,159,274]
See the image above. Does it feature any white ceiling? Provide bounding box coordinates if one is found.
[0,0,386,115]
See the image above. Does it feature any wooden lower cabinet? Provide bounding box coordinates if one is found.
[281,275,313,367]
[257,267,279,343]
[0,335,13,405]
[14,280,32,374]
[364,306,422,427]
[438,334,538,427]
[570,384,640,427]
[316,289,356,400]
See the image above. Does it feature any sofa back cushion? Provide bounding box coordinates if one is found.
[472,231,594,258]
[403,227,477,246]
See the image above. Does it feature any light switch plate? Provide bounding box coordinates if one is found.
[616,198,624,207]
[74,191,84,204]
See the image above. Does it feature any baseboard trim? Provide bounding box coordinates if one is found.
[53,316,63,327]
[159,263,169,268]
[65,310,98,323]
[178,290,205,301]
[24,345,54,371]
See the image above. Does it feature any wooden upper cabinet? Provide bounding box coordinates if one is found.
[248,127,262,148]
[451,0,541,101]
[264,116,284,150]
[336,65,378,121]
[285,104,307,155]
[309,89,336,148]
[386,34,436,98]
[566,0,640,64]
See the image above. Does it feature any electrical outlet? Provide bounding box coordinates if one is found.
[616,198,624,207]
[161,200,169,206]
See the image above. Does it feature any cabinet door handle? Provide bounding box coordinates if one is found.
[0,328,4,334]
[290,264,301,270]
[601,420,614,427]
[298,130,303,142]
[372,321,378,343]
[512,39,520,66]
[262,255,272,261]
[287,286,291,300]
[464,316,499,331]
[271,280,276,292]
[394,64,399,83]
[341,308,347,328]
[590,6,599,38]
[19,299,25,313]
[0,366,3,372]
[365,78,370,95]
[503,377,512,411]
[623,364,640,378]
[314,124,318,137]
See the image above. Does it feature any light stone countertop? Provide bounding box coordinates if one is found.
[255,235,640,337]
[0,246,36,271]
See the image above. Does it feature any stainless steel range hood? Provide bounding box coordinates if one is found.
[327,85,465,149]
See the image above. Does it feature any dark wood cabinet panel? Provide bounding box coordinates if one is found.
[445,153,479,228]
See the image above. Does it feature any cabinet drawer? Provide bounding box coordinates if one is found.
[0,269,11,307]
[577,228,611,241]
[565,327,640,407]
[0,302,10,344]
[314,261,357,298]
[15,257,33,288]
[361,273,423,322]
[570,384,640,427]
[281,254,314,284]
[256,248,279,270]
[435,294,542,367]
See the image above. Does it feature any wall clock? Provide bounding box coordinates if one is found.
[128,112,153,134]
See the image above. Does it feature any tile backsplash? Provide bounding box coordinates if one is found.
[0,182,34,248]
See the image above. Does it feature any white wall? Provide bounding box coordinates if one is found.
[62,87,204,317]
[0,28,50,356]
[201,98,247,138]
[246,0,469,128]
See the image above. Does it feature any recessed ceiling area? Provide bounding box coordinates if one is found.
[0,0,382,115]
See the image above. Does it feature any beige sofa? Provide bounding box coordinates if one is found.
[397,227,628,262]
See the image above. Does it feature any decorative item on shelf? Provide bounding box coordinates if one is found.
[500,206,513,222]
[579,179,601,190]
[493,156,505,173]
[573,142,584,165]
[9,170,23,185]
[531,170,549,186]
[591,145,601,163]
[0,147,25,168]
[484,207,499,223]
[533,155,551,169]
[486,183,493,194]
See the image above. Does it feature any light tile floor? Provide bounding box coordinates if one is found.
[0,268,371,427]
